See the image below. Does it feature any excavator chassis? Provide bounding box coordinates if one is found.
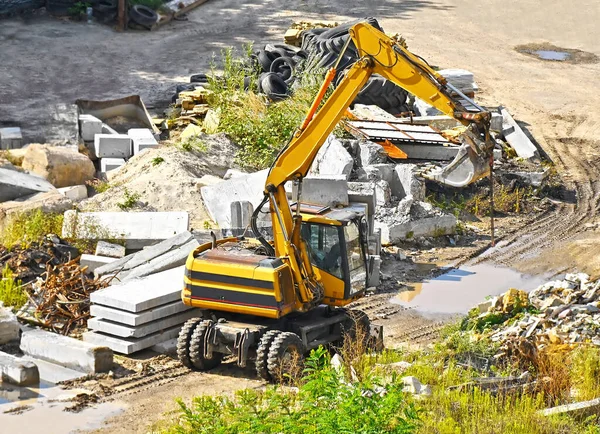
[177,306,383,381]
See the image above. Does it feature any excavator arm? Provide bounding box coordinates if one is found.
[262,21,494,309]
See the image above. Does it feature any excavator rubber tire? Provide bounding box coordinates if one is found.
[189,319,223,371]
[255,330,281,381]
[266,331,305,383]
[177,317,204,369]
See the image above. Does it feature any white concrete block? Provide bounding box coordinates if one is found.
[88,309,202,338]
[358,142,386,167]
[0,306,20,344]
[0,167,55,202]
[0,351,39,386]
[20,356,87,383]
[394,164,426,201]
[62,210,189,250]
[201,169,268,228]
[101,123,119,135]
[490,112,503,131]
[308,135,354,180]
[20,329,113,374]
[80,254,118,273]
[100,157,126,172]
[375,180,392,207]
[79,114,103,141]
[83,325,182,354]
[230,201,254,228]
[0,127,23,150]
[95,241,126,258]
[90,300,192,326]
[376,214,457,245]
[94,134,132,159]
[90,266,185,313]
[128,128,159,155]
[295,175,349,207]
[500,107,540,161]
[58,185,88,201]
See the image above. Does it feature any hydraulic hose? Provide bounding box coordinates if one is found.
[251,194,275,256]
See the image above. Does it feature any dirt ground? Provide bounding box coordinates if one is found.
[1,0,599,431]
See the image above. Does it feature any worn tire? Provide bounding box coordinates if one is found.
[257,49,279,72]
[269,56,294,81]
[129,4,158,28]
[266,331,305,383]
[260,72,288,101]
[176,318,204,369]
[190,73,208,84]
[189,320,222,371]
[255,330,281,381]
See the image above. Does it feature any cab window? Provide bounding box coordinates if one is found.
[301,223,343,279]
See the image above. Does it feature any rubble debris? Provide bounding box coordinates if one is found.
[18,258,109,335]
[0,127,23,150]
[95,241,126,259]
[308,135,354,180]
[80,254,118,273]
[58,185,88,201]
[62,210,189,250]
[0,306,20,344]
[22,144,95,188]
[539,397,600,419]
[20,328,113,374]
[0,351,40,386]
[86,266,196,354]
[79,114,103,142]
[0,167,56,202]
[500,107,540,161]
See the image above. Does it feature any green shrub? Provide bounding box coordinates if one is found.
[1,209,64,248]
[167,347,420,434]
[117,188,141,210]
[0,266,27,309]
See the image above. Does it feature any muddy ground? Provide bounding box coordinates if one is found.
[1,0,600,431]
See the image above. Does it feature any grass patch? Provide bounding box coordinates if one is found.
[179,135,208,153]
[206,46,337,170]
[0,209,64,249]
[87,179,111,194]
[116,188,141,210]
[151,156,165,166]
[0,265,28,309]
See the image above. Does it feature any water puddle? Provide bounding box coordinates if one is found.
[0,381,124,433]
[392,264,547,314]
[531,50,570,61]
[515,43,599,64]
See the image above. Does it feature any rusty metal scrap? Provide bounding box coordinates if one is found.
[22,259,110,336]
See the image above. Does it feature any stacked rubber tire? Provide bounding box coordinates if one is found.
[129,4,158,29]
[92,0,117,24]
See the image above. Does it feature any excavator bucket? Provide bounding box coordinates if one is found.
[421,133,491,188]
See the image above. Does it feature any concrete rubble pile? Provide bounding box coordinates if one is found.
[475,273,600,349]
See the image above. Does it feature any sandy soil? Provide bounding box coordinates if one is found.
[1,0,599,431]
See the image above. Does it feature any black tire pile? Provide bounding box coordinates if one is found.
[92,0,118,24]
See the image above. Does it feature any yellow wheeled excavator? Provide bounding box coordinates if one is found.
[177,21,494,380]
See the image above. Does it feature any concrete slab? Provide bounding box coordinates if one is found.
[376,214,457,245]
[58,185,88,201]
[230,201,254,229]
[367,255,381,288]
[90,300,192,326]
[128,128,159,154]
[95,241,126,258]
[0,168,56,202]
[308,135,354,180]
[94,134,133,159]
[201,169,268,227]
[394,164,426,201]
[62,210,189,250]
[0,127,23,150]
[88,309,201,338]
[20,329,113,374]
[80,254,118,273]
[294,175,349,207]
[83,325,182,354]
[20,356,87,383]
[394,144,460,161]
[500,107,540,161]
[0,351,39,386]
[90,266,185,313]
[100,157,126,172]
[79,114,103,141]
[94,231,195,278]
[123,238,199,281]
[0,306,21,344]
[46,103,79,146]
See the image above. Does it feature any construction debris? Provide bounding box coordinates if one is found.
[500,107,540,161]
[22,143,95,188]
[0,167,56,202]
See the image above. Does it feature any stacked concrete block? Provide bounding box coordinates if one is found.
[128,128,159,155]
[84,266,201,354]
[62,210,189,250]
[0,127,23,150]
[20,329,113,374]
[79,114,103,141]
[100,157,126,172]
[94,134,132,159]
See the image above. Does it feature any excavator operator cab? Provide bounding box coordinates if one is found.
[299,209,370,304]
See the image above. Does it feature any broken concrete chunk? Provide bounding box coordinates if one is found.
[0,127,23,150]
[46,103,79,146]
[358,142,387,167]
[94,134,133,159]
[201,169,268,228]
[295,175,349,207]
[22,144,95,188]
[394,164,425,201]
[402,376,422,394]
[20,328,113,374]
[80,254,119,273]
[95,240,126,258]
[349,104,398,121]
[500,107,540,161]
[0,306,20,344]
[79,114,103,141]
[308,135,354,180]
[223,168,248,180]
[231,201,254,228]
[180,123,203,141]
[62,210,189,249]
[0,167,56,202]
[0,351,39,386]
[58,185,88,201]
[375,180,392,207]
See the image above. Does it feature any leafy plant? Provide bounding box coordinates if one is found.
[116,188,141,210]
[0,209,64,249]
[87,178,111,193]
[0,266,27,309]
[68,1,90,16]
[180,136,208,153]
[151,156,165,166]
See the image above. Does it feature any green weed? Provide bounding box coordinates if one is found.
[151,156,165,166]
[179,136,208,153]
[68,1,90,16]
[0,209,64,248]
[87,179,111,193]
[0,266,28,309]
[116,188,141,210]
